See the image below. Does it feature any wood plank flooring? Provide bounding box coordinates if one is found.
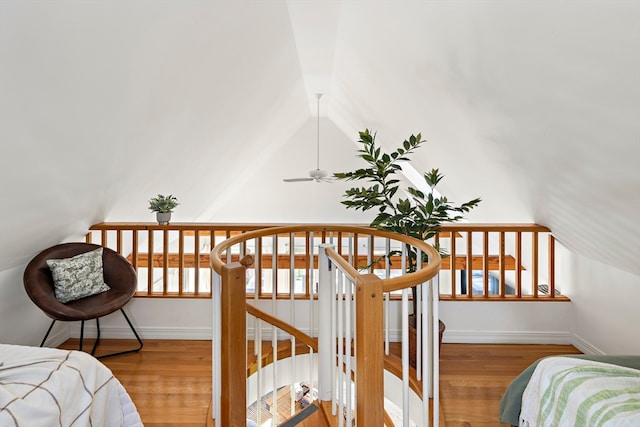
[59,339,212,427]
[59,339,581,426]
[439,343,581,426]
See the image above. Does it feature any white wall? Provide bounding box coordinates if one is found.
[88,291,573,347]
[69,299,213,343]
[1,2,638,356]
[11,253,638,356]
[329,1,640,276]
[440,301,572,345]
[9,238,636,355]
[0,266,65,345]
[0,271,214,347]
[558,246,640,355]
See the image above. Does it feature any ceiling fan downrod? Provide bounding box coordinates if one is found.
[283,93,331,183]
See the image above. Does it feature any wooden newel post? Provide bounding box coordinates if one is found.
[355,273,384,426]
[220,261,247,427]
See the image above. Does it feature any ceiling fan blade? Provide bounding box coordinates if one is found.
[283,177,314,182]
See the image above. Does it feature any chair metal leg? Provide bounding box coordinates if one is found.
[95,308,143,359]
[79,320,85,351]
[40,320,56,347]
[90,317,101,356]
[40,310,142,359]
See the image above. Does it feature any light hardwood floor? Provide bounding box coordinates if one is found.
[439,343,581,426]
[60,339,580,426]
[60,339,212,427]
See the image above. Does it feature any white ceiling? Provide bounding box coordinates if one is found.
[0,1,638,276]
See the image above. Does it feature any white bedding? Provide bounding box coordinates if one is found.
[0,344,143,427]
[520,356,640,427]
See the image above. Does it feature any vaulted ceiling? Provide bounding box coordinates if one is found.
[1,1,638,276]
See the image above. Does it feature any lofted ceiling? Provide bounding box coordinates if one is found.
[0,1,638,276]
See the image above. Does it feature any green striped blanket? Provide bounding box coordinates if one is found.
[520,357,640,426]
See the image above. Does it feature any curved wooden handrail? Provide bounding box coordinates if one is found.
[212,224,443,426]
[246,303,318,352]
[325,246,359,281]
[210,224,441,294]
[383,354,423,400]
[383,408,396,427]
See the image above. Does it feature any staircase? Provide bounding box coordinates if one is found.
[246,340,445,426]
[210,225,443,426]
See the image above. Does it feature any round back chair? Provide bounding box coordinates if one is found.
[23,242,143,358]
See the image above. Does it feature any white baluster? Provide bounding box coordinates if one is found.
[290,233,296,416]
[254,237,260,357]
[212,271,221,422]
[417,249,422,381]
[345,270,353,425]
[385,238,391,356]
[309,232,315,339]
[433,276,440,426]
[271,235,278,423]
[337,271,344,427]
[422,278,430,427]
[257,319,263,425]
[317,243,334,403]
[402,287,410,427]
[402,245,409,427]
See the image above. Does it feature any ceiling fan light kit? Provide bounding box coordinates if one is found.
[284,93,332,184]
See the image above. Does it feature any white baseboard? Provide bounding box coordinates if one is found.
[68,325,602,355]
[570,333,604,355]
[440,330,573,345]
[70,325,213,340]
[254,328,573,346]
[43,328,71,348]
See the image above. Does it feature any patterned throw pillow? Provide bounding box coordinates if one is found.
[46,247,111,303]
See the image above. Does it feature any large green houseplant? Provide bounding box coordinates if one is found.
[334,129,481,362]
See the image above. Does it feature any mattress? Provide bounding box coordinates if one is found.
[519,357,640,426]
[0,343,143,427]
[499,354,640,426]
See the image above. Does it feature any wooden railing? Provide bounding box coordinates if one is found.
[210,225,442,426]
[86,222,567,301]
[436,224,566,301]
[86,223,271,297]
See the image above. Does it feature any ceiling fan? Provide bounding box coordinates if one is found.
[284,93,332,183]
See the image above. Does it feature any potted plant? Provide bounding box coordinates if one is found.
[334,129,481,366]
[148,194,179,225]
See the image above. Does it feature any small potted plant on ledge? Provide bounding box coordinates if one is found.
[148,194,179,225]
[334,129,481,366]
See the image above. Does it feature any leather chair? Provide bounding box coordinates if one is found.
[23,242,143,359]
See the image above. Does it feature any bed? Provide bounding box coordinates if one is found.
[500,355,640,426]
[0,343,143,426]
